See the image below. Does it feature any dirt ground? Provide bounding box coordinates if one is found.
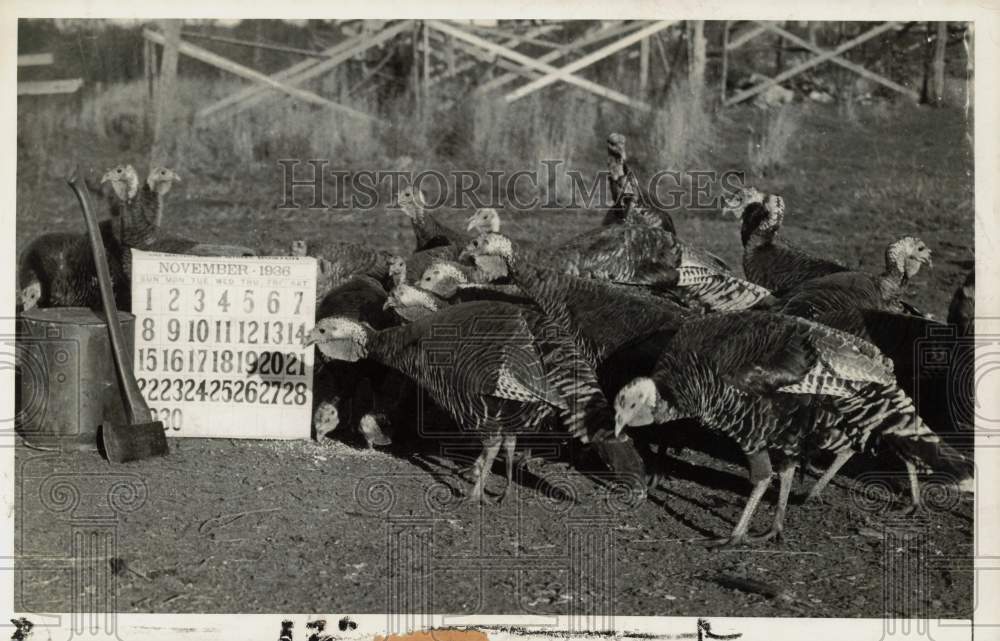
[14,103,976,617]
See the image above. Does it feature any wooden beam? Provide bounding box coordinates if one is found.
[760,22,920,101]
[143,38,155,136]
[17,78,83,95]
[720,21,730,105]
[476,21,642,94]
[181,30,334,59]
[17,53,54,67]
[688,21,706,105]
[428,20,651,111]
[144,28,385,124]
[458,22,568,51]
[727,24,766,50]
[427,24,560,87]
[196,21,411,121]
[725,21,902,106]
[639,36,649,95]
[152,19,182,160]
[421,21,430,112]
[196,34,361,120]
[932,21,948,104]
[411,21,420,115]
[503,20,676,105]
[426,29,536,81]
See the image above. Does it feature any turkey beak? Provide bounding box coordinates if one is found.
[614,414,626,439]
[465,215,479,233]
[301,328,322,349]
[457,247,473,262]
[382,300,393,311]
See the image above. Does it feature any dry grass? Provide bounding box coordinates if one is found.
[643,82,717,172]
[746,105,801,179]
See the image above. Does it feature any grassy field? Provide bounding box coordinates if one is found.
[14,85,975,618]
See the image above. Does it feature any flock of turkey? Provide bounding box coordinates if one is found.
[18,133,976,547]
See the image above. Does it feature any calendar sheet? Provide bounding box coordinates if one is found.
[130,250,317,439]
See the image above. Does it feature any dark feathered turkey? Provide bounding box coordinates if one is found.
[17,228,130,312]
[725,187,848,294]
[396,186,469,254]
[17,166,136,311]
[305,300,618,503]
[103,165,256,258]
[770,236,932,319]
[312,275,410,446]
[459,234,699,488]
[602,133,675,232]
[947,270,974,336]
[462,231,769,314]
[813,307,975,439]
[614,310,974,546]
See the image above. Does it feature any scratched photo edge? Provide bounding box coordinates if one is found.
[1,0,997,639]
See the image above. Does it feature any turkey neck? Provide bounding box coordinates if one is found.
[740,216,777,250]
[876,262,907,305]
[113,188,160,247]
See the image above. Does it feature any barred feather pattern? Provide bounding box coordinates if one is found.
[674,266,773,312]
[505,260,689,366]
[655,348,950,474]
[411,211,469,254]
[366,301,609,442]
[778,272,907,319]
[541,225,684,289]
[743,241,849,294]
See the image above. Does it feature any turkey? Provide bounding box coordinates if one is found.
[811,307,976,438]
[383,255,447,321]
[304,301,619,503]
[948,270,974,336]
[461,231,770,314]
[770,236,933,319]
[603,133,675,232]
[102,165,256,257]
[17,167,134,311]
[395,186,469,254]
[614,311,974,546]
[725,187,848,293]
[300,240,392,298]
[17,229,129,312]
[458,231,704,487]
[312,275,407,446]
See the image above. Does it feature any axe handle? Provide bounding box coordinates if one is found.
[68,177,152,424]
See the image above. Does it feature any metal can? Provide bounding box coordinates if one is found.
[15,307,135,452]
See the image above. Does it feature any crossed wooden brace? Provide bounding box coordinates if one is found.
[725,21,920,106]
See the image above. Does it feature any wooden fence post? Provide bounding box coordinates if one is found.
[688,20,706,105]
[639,35,649,96]
[152,20,182,164]
[720,21,730,106]
[932,21,948,105]
[142,38,156,138]
[411,21,421,116]
[422,20,430,111]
